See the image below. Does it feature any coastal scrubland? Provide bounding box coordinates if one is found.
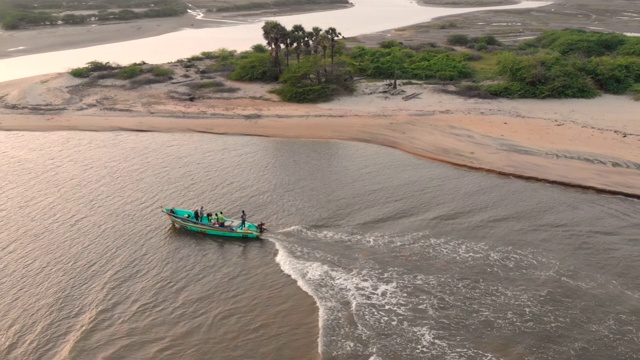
[66,24,640,103]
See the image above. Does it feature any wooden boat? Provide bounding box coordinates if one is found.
[162,207,264,239]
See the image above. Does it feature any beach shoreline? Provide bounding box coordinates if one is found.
[1,72,639,198]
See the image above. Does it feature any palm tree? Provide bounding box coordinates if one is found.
[318,32,331,74]
[262,20,288,74]
[324,27,343,72]
[291,24,306,62]
[283,30,293,67]
[309,26,323,56]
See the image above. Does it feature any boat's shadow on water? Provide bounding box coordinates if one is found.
[165,225,263,247]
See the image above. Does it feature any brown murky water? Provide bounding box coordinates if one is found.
[1,131,639,359]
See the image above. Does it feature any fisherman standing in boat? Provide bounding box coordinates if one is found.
[240,210,247,229]
[194,208,201,222]
[218,212,226,228]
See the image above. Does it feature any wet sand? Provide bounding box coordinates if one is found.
[1,72,639,198]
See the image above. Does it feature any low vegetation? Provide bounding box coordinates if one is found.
[67,26,640,103]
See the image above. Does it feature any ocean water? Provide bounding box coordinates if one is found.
[1,131,639,359]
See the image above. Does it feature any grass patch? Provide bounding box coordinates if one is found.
[118,64,144,80]
[151,66,175,77]
[469,52,501,81]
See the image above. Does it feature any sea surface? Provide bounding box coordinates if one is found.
[1,131,639,359]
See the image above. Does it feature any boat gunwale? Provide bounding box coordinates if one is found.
[162,208,262,238]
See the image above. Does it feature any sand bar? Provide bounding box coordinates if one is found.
[1,73,639,198]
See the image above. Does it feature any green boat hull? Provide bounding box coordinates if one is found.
[162,207,262,239]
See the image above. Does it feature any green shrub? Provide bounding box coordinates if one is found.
[475,43,488,51]
[69,67,90,78]
[490,52,599,98]
[517,39,538,50]
[118,64,144,79]
[271,83,336,103]
[577,57,640,94]
[86,60,115,72]
[250,44,269,53]
[447,34,470,46]
[188,54,205,61]
[151,66,175,77]
[473,35,501,46]
[379,40,405,49]
[279,56,323,84]
[200,51,216,59]
[617,38,640,56]
[534,29,628,57]
[229,53,279,82]
[213,48,237,61]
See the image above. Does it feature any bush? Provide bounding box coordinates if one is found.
[151,66,175,77]
[250,44,269,53]
[534,29,628,57]
[475,43,488,51]
[379,40,405,49]
[69,67,90,78]
[86,60,116,72]
[617,38,640,56]
[229,53,279,82]
[447,34,470,46]
[473,35,501,46]
[118,64,144,79]
[271,83,336,103]
[577,57,640,94]
[490,52,599,98]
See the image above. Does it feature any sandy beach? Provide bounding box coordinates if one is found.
[1,71,639,198]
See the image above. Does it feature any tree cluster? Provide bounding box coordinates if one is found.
[229,21,349,102]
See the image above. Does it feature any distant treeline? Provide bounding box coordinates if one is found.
[0,0,187,29]
[214,0,349,12]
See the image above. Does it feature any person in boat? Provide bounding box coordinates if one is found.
[206,212,213,223]
[194,209,200,222]
[258,222,266,233]
[218,211,226,227]
[200,206,205,221]
[240,210,247,229]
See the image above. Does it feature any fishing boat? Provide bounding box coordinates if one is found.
[161,207,265,239]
